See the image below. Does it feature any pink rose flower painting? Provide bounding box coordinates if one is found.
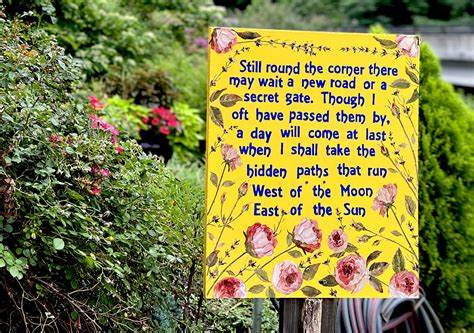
[335,254,369,293]
[221,144,242,171]
[328,229,349,253]
[272,260,303,295]
[293,218,323,253]
[210,28,238,54]
[245,223,277,258]
[395,35,420,57]
[389,271,419,298]
[213,277,247,298]
[372,183,398,217]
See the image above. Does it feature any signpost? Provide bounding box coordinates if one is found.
[204,27,420,328]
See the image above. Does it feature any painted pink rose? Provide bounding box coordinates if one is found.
[245,223,277,258]
[210,28,238,54]
[395,35,420,57]
[328,229,349,253]
[213,277,247,298]
[372,184,398,217]
[272,260,303,295]
[389,271,419,298]
[335,254,369,293]
[293,218,322,253]
[221,144,242,171]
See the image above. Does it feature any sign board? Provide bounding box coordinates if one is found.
[204,28,419,299]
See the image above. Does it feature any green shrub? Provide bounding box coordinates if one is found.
[0,16,204,331]
[418,43,474,329]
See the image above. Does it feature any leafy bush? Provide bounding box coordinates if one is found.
[418,42,474,330]
[103,97,204,160]
[0,16,205,331]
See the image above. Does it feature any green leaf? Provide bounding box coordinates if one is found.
[249,284,265,293]
[407,89,419,104]
[234,31,262,40]
[206,250,219,267]
[8,266,19,278]
[210,172,218,187]
[0,259,5,268]
[220,94,242,107]
[53,238,65,250]
[319,275,338,287]
[266,286,276,298]
[70,311,79,321]
[330,252,345,258]
[288,250,303,258]
[210,106,224,128]
[369,262,389,276]
[367,250,382,264]
[210,88,226,102]
[286,232,294,246]
[346,243,358,253]
[255,268,270,282]
[222,180,234,187]
[392,248,406,273]
[390,78,411,89]
[405,195,417,217]
[303,263,320,280]
[301,286,321,297]
[84,256,94,269]
[373,36,397,49]
[369,276,383,293]
[405,67,419,84]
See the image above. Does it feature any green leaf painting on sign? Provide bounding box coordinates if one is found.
[373,36,397,49]
[392,248,406,273]
[210,106,224,128]
[301,286,321,297]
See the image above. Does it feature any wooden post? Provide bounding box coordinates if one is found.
[252,298,263,333]
[279,299,304,333]
[280,299,337,333]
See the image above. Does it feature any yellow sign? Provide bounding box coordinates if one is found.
[204,28,419,299]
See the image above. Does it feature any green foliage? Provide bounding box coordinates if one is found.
[418,43,474,329]
[103,96,149,139]
[0,17,206,331]
[168,102,204,160]
[234,0,473,29]
[103,97,204,159]
[233,0,333,31]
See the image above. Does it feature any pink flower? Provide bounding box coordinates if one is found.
[151,118,159,126]
[335,254,369,293]
[395,35,420,57]
[168,116,179,129]
[210,28,238,54]
[293,218,322,253]
[142,117,149,124]
[89,96,103,109]
[89,186,101,196]
[272,260,303,295]
[372,184,398,217]
[328,229,349,253]
[159,126,170,135]
[221,144,242,171]
[116,147,123,153]
[101,169,110,177]
[213,277,246,298]
[238,182,249,197]
[389,271,419,298]
[245,223,277,258]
